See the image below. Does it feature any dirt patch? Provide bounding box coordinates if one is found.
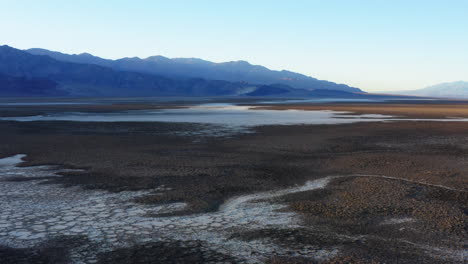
[256,103,468,118]
[97,240,237,264]
[0,236,88,264]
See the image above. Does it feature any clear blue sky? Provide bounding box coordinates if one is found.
[1,0,467,91]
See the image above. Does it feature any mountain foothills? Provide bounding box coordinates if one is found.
[0,45,367,97]
[395,81,468,98]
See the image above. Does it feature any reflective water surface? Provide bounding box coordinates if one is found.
[2,103,468,128]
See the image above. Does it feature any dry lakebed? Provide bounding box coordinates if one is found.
[0,99,466,263]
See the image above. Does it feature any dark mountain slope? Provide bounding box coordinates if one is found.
[0,73,63,96]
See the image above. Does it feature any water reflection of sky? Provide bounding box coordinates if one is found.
[2,104,468,128]
[0,104,387,126]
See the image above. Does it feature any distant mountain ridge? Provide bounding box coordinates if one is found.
[395,81,468,98]
[0,45,366,98]
[26,48,362,93]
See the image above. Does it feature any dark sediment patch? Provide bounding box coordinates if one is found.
[0,236,88,264]
[266,238,451,264]
[96,240,238,264]
[230,228,346,249]
[1,176,55,182]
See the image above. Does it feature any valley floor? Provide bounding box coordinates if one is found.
[0,100,466,263]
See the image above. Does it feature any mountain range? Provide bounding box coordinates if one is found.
[393,81,468,98]
[1,45,463,99]
[26,48,362,93]
[1,45,261,97]
[0,45,367,98]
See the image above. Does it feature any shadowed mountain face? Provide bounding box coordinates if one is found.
[395,81,468,98]
[0,73,63,97]
[27,48,362,93]
[0,45,367,98]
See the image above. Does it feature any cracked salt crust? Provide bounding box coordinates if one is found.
[380,217,415,225]
[0,155,339,263]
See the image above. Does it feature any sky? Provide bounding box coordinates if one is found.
[1,0,467,92]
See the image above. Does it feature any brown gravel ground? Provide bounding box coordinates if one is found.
[255,103,468,118]
[0,103,467,263]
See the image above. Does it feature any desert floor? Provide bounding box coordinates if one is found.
[0,100,466,263]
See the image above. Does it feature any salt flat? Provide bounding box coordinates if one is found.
[0,155,338,263]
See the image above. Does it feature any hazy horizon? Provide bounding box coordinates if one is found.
[2,0,467,92]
